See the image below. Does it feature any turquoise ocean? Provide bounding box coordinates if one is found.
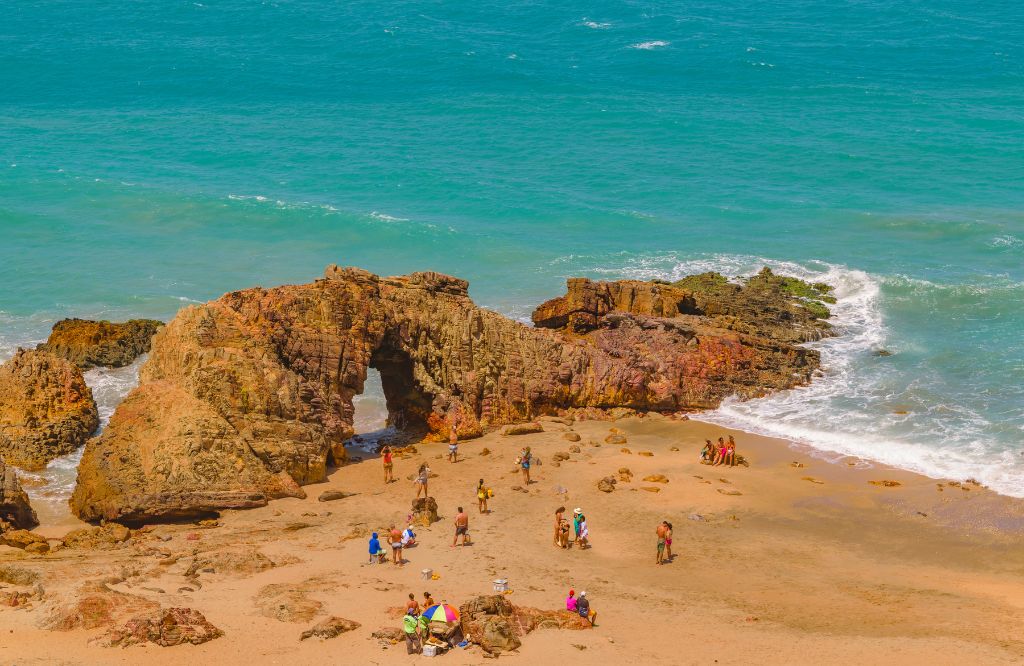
[2,1,1022,510]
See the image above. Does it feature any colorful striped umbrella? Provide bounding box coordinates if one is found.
[421,603,460,623]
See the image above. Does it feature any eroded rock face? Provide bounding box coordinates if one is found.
[39,318,163,369]
[0,458,38,529]
[0,349,99,470]
[72,265,830,522]
[459,595,589,654]
[104,607,223,647]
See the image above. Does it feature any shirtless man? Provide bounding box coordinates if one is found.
[382,445,395,483]
[389,524,404,566]
[452,506,470,547]
[656,521,668,564]
[405,592,420,616]
[448,415,460,463]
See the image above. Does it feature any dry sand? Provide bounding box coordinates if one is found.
[2,415,1023,664]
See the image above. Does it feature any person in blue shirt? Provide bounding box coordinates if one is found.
[368,532,386,563]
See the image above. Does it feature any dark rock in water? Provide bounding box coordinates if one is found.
[39,318,163,369]
[873,349,894,357]
[0,458,38,529]
[0,349,99,470]
[70,265,833,523]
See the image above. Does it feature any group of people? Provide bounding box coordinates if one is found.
[367,522,417,566]
[401,591,463,654]
[701,435,739,466]
[565,589,598,626]
[553,506,590,549]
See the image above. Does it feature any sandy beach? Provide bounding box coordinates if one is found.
[3,414,1023,664]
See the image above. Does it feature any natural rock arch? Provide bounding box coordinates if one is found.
[70,265,831,523]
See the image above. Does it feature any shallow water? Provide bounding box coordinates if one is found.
[2,1,1022,499]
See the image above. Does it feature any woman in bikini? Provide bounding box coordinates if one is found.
[714,437,727,465]
[382,445,395,483]
[477,479,488,514]
[553,506,565,546]
[415,463,430,499]
[520,447,532,485]
[726,436,737,466]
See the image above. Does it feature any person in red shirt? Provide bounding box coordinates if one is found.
[382,445,395,483]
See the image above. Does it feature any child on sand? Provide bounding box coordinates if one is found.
[382,445,395,483]
[519,447,532,484]
[477,479,488,513]
[415,463,430,499]
[452,506,470,547]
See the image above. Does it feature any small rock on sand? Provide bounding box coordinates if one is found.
[502,423,543,436]
[642,475,668,483]
[640,487,661,493]
[317,490,351,502]
[563,432,581,442]
[868,480,902,488]
[605,434,628,445]
[638,451,654,457]
[300,616,361,641]
[717,489,742,496]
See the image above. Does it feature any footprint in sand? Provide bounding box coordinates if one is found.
[801,476,824,484]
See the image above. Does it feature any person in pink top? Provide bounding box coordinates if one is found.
[565,589,578,612]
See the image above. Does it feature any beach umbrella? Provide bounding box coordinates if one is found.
[421,603,460,624]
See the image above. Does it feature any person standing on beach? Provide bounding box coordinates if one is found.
[477,479,488,513]
[415,463,430,499]
[423,591,435,610]
[382,445,395,483]
[664,522,673,561]
[448,414,460,463]
[572,508,583,543]
[403,610,421,654]
[389,524,404,566]
[452,506,470,547]
[656,521,668,564]
[405,592,420,616]
[554,506,566,547]
[520,447,532,485]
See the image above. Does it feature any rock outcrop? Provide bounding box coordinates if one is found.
[72,265,831,522]
[0,349,99,470]
[104,607,223,647]
[0,458,38,529]
[459,595,590,655]
[38,318,163,369]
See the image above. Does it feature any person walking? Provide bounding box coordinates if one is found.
[477,479,489,513]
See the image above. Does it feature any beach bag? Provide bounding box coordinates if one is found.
[487,488,494,498]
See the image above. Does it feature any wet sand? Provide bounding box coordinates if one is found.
[2,415,1023,664]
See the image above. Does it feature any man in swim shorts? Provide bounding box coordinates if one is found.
[452,506,469,547]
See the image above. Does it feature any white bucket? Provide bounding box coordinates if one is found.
[493,578,508,592]
[421,568,432,580]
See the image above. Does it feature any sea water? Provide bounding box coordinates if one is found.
[1,1,1022,507]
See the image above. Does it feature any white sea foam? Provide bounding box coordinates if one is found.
[580,18,611,29]
[989,234,1023,248]
[630,40,670,50]
[369,211,410,223]
[578,252,1024,498]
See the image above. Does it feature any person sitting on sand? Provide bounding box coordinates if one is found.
[389,524,404,566]
[452,506,470,547]
[725,436,737,466]
[714,437,727,465]
[423,591,435,610]
[382,445,395,483]
[403,610,422,654]
[519,447,532,485]
[701,440,714,464]
[576,591,597,626]
[401,523,416,548]
[415,463,430,499]
[566,588,578,612]
[656,521,668,564]
[477,479,488,514]
[554,506,566,547]
[368,532,386,564]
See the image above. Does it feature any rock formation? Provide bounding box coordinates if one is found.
[0,457,38,529]
[103,607,223,647]
[72,265,831,522]
[0,349,99,470]
[459,595,590,655]
[38,318,163,368]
